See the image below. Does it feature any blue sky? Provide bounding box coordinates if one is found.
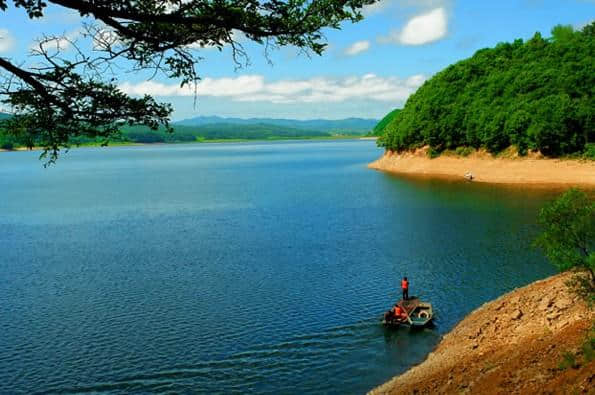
[0,0,593,120]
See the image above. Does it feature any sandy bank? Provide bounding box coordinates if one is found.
[0,147,40,152]
[370,271,594,394]
[369,149,595,187]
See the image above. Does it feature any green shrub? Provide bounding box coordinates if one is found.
[583,143,595,160]
[0,134,15,150]
[558,351,578,370]
[455,146,474,157]
[427,147,440,158]
[534,189,594,288]
[583,337,594,362]
[0,141,14,150]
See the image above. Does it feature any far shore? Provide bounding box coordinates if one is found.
[369,148,595,188]
[0,135,375,154]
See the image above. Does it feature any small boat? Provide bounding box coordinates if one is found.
[382,297,434,328]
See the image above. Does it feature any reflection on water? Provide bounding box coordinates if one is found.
[0,141,555,394]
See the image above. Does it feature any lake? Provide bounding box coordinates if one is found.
[0,140,555,394]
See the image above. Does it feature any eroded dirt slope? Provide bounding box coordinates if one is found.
[370,272,594,395]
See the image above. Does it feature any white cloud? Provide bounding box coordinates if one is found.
[379,7,448,45]
[0,29,16,53]
[120,75,264,97]
[344,40,371,56]
[29,29,81,52]
[405,74,426,87]
[119,73,427,104]
[400,8,447,44]
[364,0,449,17]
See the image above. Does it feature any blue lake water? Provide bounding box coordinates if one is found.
[0,140,556,394]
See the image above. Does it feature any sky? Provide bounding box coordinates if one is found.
[0,0,594,121]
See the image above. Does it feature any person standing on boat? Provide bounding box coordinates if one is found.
[401,277,409,300]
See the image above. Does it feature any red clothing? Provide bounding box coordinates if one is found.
[401,279,409,290]
[393,305,407,319]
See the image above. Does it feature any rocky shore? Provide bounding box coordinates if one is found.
[370,272,594,394]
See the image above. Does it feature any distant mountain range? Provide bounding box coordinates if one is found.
[1,113,382,148]
[1,112,380,134]
[175,116,379,134]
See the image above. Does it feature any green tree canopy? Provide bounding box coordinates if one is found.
[369,108,400,136]
[378,23,595,158]
[0,0,377,162]
[534,188,594,287]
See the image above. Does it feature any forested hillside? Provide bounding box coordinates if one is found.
[369,109,401,136]
[379,24,594,158]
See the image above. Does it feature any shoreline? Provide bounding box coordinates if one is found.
[0,135,373,153]
[369,149,595,188]
[370,272,594,394]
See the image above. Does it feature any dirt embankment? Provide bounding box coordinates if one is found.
[370,272,594,395]
[368,148,595,187]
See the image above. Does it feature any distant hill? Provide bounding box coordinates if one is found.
[0,112,11,120]
[379,23,595,158]
[175,116,378,135]
[116,123,332,143]
[1,113,377,148]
